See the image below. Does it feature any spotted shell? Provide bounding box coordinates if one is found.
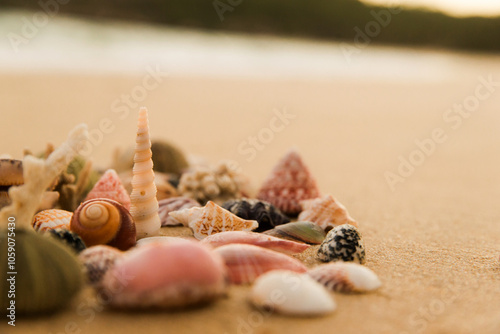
[32,209,73,232]
[70,198,136,251]
[85,169,131,210]
[298,195,357,230]
[317,224,365,264]
[158,196,201,226]
[48,229,87,253]
[78,245,124,287]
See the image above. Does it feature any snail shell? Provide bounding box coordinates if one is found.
[70,198,136,251]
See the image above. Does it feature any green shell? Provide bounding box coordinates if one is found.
[151,141,189,176]
[0,229,83,315]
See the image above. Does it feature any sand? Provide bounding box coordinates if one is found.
[1,72,500,334]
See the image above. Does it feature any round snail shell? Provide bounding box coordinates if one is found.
[70,198,136,251]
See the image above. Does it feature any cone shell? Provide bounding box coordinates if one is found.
[308,263,381,293]
[70,198,136,251]
[85,169,131,211]
[130,108,161,238]
[317,224,365,264]
[158,196,201,227]
[263,221,326,245]
[213,244,308,284]
[32,209,73,232]
[201,231,309,255]
[221,198,290,232]
[78,245,124,287]
[250,270,336,316]
[257,149,320,216]
[169,201,259,240]
[299,195,357,230]
[99,240,227,309]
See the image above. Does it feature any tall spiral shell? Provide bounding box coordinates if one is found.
[130,108,161,238]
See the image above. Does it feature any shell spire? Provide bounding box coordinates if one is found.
[130,108,161,238]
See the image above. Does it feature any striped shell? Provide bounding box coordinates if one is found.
[317,224,365,264]
[85,169,131,210]
[158,196,201,226]
[298,195,357,230]
[32,209,73,232]
[308,263,381,293]
[78,245,124,287]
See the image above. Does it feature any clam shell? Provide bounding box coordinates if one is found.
[158,196,201,227]
[85,169,131,210]
[201,231,309,255]
[78,245,124,287]
[32,209,73,232]
[317,224,365,264]
[257,149,320,216]
[250,270,336,316]
[70,198,136,251]
[298,195,357,230]
[0,159,23,186]
[308,263,381,293]
[99,240,227,309]
[213,244,308,284]
[263,221,326,245]
[169,201,259,240]
[221,198,290,232]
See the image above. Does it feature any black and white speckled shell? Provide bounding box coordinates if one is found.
[49,229,87,253]
[221,198,290,232]
[317,224,365,264]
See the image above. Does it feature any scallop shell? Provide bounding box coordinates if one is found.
[32,209,73,232]
[85,169,131,210]
[201,231,309,255]
[257,149,320,216]
[99,240,227,309]
[169,201,259,240]
[308,263,381,293]
[213,244,308,284]
[221,198,290,232]
[70,198,136,251]
[158,196,201,226]
[298,195,357,230]
[250,270,336,316]
[48,229,87,253]
[78,245,124,287]
[130,108,161,239]
[317,224,365,264]
[263,221,326,245]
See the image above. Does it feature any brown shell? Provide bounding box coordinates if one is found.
[70,198,136,251]
[0,159,23,186]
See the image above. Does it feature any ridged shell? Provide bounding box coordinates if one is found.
[32,209,73,232]
[70,198,136,251]
[263,221,326,245]
[317,224,365,264]
[221,198,290,232]
[158,196,201,226]
[85,169,131,210]
[99,240,227,309]
[257,149,320,216]
[130,108,161,238]
[298,195,357,230]
[48,229,87,253]
[250,270,336,316]
[308,263,381,293]
[0,159,23,186]
[119,171,178,201]
[78,245,124,287]
[169,201,259,240]
[201,231,309,255]
[213,244,308,284]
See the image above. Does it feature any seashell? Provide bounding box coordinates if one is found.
[298,195,357,230]
[169,201,259,240]
[0,159,24,186]
[135,236,195,247]
[308,263,381,293]
[263,221,326,245]
[70,198,136,251]
[158,196,201,227]
[99,240,227,309]
[201,231,309,255]
[32,209,73,232]
[250,270,336,316]
[257,149,320,216]
[78,245,124,287]
[129,108,161,239]
[119,170,178,201]
[221,198,290,232]
[85,169,131,210]
[48,229,87,253]
[213,244,308,284]
[317,224,365,264]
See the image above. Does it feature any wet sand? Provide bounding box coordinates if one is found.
[1,72,500,334]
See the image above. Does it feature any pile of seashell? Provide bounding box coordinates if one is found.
[0,107,381,318]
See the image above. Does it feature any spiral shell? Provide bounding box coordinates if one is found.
[317,224,365,264]
[70,198,136,251]
[32,209,73,232]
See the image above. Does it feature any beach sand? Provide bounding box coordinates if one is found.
[1,72,500,334]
